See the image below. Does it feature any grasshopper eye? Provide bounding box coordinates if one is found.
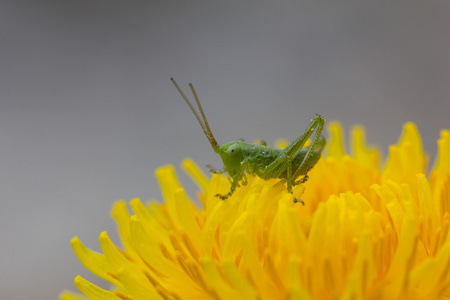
[227,144,239,156]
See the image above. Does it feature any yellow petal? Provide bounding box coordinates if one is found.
[174,188,202,247]
[181,158,210,194]
[71,237,122,287]
[154,165,182,229]
[116,268,160,300]
[222,259,258,300]
[327,121,346,160]
[58,290,87,300]
[200,200,227,256]
[74,275,119,300]
[110,201,135,255]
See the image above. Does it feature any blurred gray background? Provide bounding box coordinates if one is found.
[1,1,449,299]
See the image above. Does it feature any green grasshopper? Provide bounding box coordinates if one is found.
[171,78,326,204]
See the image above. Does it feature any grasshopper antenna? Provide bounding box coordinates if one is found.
[171,78,219,149]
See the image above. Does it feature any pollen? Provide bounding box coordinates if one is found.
[60,122,450,300]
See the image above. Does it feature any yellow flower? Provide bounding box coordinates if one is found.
[60,122,450,300]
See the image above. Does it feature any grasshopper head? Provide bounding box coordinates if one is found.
[215,141,245,177]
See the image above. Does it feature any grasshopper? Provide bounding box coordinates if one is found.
[171,78,325,204]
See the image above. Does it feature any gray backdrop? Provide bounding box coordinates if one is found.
[1,1,449,299]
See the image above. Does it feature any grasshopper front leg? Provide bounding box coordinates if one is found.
[206,164,226,174]
[215,158,249,200]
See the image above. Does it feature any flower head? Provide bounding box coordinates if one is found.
[60,122,450,300]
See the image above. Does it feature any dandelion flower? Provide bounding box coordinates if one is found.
[60,122,450,300]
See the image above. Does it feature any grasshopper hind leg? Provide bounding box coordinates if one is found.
[290,115,326,204]
[293,166,312,186]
